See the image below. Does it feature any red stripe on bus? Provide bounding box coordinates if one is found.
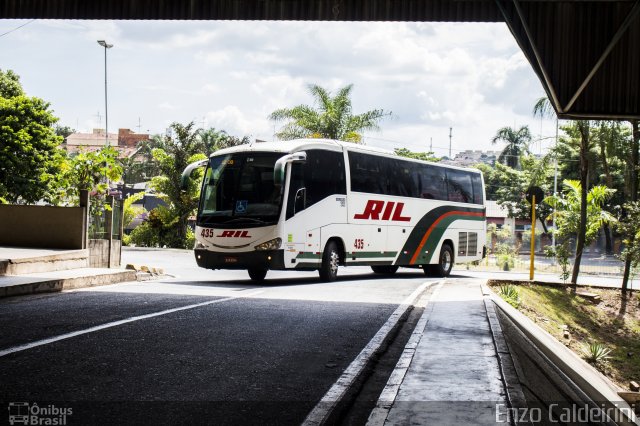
[409,211,485,265]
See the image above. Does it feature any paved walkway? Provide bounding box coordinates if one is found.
[371,280,508,425]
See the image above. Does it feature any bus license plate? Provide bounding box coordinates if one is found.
[224,257,238,263]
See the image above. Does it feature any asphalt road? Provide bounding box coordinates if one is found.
[0,248,437,425]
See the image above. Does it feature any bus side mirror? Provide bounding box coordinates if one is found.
[273,151,307,187]
[180,159,209,191]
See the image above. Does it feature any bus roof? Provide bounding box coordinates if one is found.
[211,138,481,174]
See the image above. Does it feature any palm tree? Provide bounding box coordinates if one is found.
[269,84,390,143]
[533,96,595,285]
[490,126,532,169]
[199,128,250,156]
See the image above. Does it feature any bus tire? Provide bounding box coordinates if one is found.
[319,241,340,282]
[371,265,399,275]
[248,268,268,282]
[433,244,454,277]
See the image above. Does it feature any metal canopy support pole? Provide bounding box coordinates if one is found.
[495,0,563,114]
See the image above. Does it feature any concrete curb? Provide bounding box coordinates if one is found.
[0,249,89,276]
[486,277,638,292]
[484,282,638,425]
[0,270,141,298]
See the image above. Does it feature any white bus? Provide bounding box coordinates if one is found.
[182,139,486,282]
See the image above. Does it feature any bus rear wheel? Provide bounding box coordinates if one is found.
[319,241,340,282]
[433,244,454,277]
[371,265,399,275]
[248,268,268,282]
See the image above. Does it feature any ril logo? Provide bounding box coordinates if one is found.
[217,230,251,238]
[353,200,411,222]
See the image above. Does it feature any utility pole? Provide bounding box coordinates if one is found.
[97,40,114,146]
[429,137,433,153]
[449,127,452,158]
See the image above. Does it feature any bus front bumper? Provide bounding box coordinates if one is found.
[194,249,285,270]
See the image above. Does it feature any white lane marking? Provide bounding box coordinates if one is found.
[302,281,436,426]
[366,281,444,426]
[0,290,264,358]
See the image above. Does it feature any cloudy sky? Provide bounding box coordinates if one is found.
[0,19,557,157]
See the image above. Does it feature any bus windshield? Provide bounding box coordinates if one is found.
[197,152,284,226]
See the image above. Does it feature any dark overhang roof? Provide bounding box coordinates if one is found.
[2,0,639,120]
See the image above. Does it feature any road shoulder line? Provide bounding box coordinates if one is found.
[302,280,437,426]
[365,280,444,426]
[0,289,264,358]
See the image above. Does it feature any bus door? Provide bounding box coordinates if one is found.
[283,150,348,268]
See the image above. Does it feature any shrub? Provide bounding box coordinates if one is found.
[499,284,521,308]
[581,341,612,364]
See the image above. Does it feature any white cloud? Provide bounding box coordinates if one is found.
[205,105,269,139]
[158,102,178,110]
[0,19,557,155]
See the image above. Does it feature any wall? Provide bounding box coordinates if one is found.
[0,205,86,249]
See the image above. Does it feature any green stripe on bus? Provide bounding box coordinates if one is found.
[349,251,397,259]
[411,214,485,264]
[395,205,485,265]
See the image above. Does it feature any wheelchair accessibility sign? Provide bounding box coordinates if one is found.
[235,200,248,214]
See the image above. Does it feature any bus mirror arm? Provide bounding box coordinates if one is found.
[273,151,307,188]
[180,159,209,191]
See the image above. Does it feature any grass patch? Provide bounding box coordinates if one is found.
[490,281,640,390]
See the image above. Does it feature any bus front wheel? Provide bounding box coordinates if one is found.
[319,241,340,282]
[432,244,454,277]
[248,268,268,282]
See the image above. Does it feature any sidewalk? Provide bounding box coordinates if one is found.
[370,280,509,425]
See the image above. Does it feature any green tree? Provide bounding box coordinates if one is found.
[394,148,439,162]
[54,125,75,141]
[618,201,640,290]
[48,146,123,206]
[148,122,206,248]
[490,125,532,169]
[0,69,63,204]
[592,121,630,254]
[475,157,554,228]
[621,120,640,290]
[199,127,249,156]
[269,84,390,143]
[544,180,616,280]
[533,96,606,285]
[0,69,24,98]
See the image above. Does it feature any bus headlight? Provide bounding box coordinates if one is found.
[254,238,282,251]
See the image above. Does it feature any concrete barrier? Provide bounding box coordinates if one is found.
[0,205,86,249]
[487,287,637,425]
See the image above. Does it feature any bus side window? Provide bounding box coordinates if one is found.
[305,150,346,206]
[472,173,484,204]
[446,169,473,203]
[419,164,446,201]
[349,151,387,195]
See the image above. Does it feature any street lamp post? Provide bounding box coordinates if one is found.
[97,40,113,146]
